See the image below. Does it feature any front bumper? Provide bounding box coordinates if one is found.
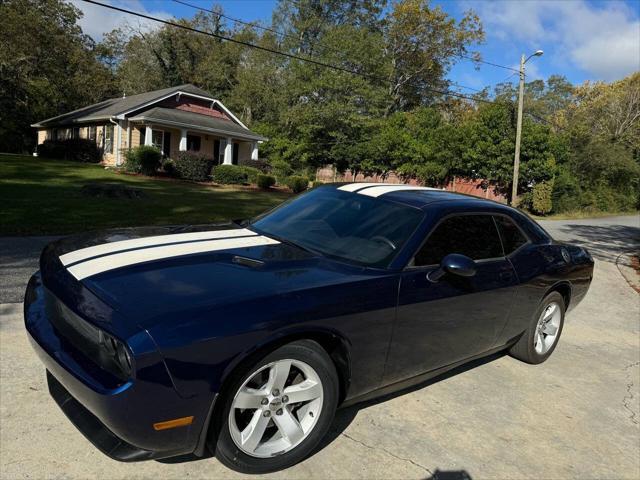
[24,272,212,461]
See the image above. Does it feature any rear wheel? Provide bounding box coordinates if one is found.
[214,340,339,474]
[509,291,565,364]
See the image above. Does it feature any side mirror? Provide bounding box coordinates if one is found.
[427,254,477,282]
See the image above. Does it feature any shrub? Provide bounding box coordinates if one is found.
[531,180,553,215]
[257,174,276,189]
[174,151,215,182]
[241,159,270,172]
[285,175,309,193]
[162,158,177,177]
[240,166,262,184]
[124,145,161,176]
[312,180,324,188]
[37,138,102,163]
[270,159,293,181]
[211,164,248,184]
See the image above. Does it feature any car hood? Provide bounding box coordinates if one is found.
[40,223,361,330]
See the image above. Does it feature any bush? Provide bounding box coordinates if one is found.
[241,159,270,172]
[240,166,262,184]
[531,180,553,215]
[285,176,309,193]
[257,174,276,189]
[312,180,324,188]
[211,164,248,184]
[124,145,161,176]
[270,159,293,181]
[162,158,177,177]
[173,151,215,182]
[37,138,102,163]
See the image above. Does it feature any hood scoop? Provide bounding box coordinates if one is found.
[232,255,265,268]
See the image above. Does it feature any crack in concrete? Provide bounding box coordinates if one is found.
[622,361,640,425]
[340,432,433,476]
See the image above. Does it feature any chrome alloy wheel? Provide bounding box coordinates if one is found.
[534,302,561,355]
[228,359,324,458]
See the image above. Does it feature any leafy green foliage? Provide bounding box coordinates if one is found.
[211,164,248,184]
[239,166,262,184]
[256,174,276,189]
[124,146,162,176]
[285,176,309,193]
[0,0,116,153]
[174,151,215,182]
[37,139,102,163]
[531,181,553,215]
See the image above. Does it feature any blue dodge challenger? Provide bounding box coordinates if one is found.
[25,183,594,473]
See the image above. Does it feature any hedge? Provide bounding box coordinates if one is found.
[211,164,248,184]
[173,151,215,182]
[124,145,162,176]
[257,174,276,189]
[285,175,309,193]
[240,166,262,184]
[37,138,102,163]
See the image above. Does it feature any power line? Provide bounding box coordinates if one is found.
[82,0,498,105]
[458,53,519,73]
[177,0,520,76]
[173,0,352,59]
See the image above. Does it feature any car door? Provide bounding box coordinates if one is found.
[384,213,519,384]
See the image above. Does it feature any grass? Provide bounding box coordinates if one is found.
[530,210,639,221]
[0,155,291,236]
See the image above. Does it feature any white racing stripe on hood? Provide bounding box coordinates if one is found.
[59,228,257,266]
[356,185,439,197]
[67,235,279,280]
[337,183,395,192]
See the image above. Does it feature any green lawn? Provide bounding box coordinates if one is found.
[0,155,291,235]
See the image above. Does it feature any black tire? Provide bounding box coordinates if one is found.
[509,291,565,364]
[213,340,339,474]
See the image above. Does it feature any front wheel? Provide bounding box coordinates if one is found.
[214,340,339,474]
[509,291,565,364]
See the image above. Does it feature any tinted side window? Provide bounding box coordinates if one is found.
[494,215,528,254]
[415,215,503,266]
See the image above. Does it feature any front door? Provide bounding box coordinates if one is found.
[384,214,518,384]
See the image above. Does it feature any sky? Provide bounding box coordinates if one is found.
[72,0,640,94]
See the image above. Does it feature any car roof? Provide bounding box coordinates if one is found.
[329,182,512,211]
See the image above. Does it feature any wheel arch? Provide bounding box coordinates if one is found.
[200,327,351,454]
[545,281,572,310]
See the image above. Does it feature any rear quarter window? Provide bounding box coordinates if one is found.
[494,215,529,254]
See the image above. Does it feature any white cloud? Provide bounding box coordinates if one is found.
[472,0,640,81]
[70,0,172,40]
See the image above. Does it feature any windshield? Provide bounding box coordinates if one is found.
[250,187,424,268]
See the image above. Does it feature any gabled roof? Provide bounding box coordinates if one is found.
[32,84,222,127]
[129,107,267,141]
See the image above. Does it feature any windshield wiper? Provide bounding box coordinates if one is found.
[252,229,321,257]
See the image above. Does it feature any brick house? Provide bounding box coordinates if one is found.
[32,84,266,166]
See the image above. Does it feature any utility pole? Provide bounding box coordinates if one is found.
[511,50,543,206]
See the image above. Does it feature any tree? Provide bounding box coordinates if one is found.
[0,0,116,152]
[383,0,484,114]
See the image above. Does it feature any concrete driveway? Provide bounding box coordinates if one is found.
[1,216,638,479]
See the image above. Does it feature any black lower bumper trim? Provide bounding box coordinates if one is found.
[47,371,170,462]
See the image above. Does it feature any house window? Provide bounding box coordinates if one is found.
[104,125,114,154]
[46,130,52,140]
[88,126,97,141]
[152,130,164,152]
[214,139,221,164]
[72,127,80,139]
[187,134,201,152]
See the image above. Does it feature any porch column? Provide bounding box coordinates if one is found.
[251,141,259,160]
[179,129,187,151]
[144,125,152,146]
[223,137,233,165]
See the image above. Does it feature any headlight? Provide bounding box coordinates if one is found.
[99,330,133,379]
